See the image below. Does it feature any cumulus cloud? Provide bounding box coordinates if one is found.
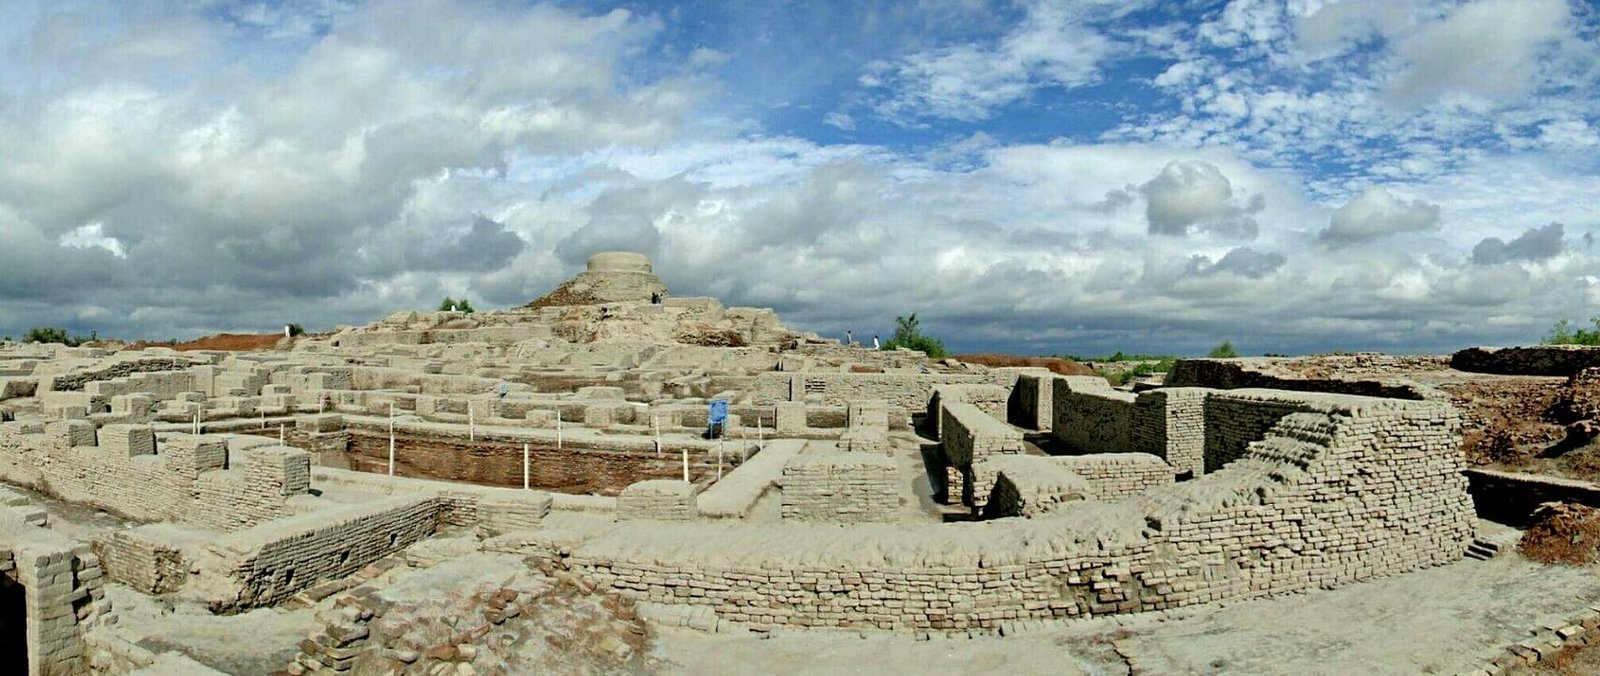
[1320,187,1441,245]
[1472,222,1566,265]
[1139,160,1263,238]
[1387,0,1572,105]
[0,0,701,337]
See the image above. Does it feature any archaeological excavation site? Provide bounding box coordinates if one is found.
[2,251,1599,675]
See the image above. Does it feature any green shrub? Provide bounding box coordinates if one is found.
[1544,317,1600,346]
[22,326,91,347]
[287,323,306,337]
[437,297,475,313]
[1207,340,1240,359]
[880,313,947,359]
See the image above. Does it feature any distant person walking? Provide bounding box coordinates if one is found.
[846,329,853,346]
[650,292,661,304]
[873,334,880,350]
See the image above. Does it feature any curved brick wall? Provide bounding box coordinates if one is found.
[568,397,1473,632]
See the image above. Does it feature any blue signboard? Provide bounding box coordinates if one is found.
[708,399,729,424]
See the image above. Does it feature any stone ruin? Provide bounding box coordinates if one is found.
[0,251,1479,673]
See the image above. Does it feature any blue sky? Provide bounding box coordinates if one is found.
[1,0,1598,356]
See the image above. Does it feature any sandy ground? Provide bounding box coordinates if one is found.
[654,548,1600,676]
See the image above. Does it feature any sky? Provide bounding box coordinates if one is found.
[0,0,1598,357]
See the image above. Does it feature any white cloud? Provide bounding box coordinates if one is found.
[1320,186,1441,244]
[1386,0,1572,105]
[57,222,126,259]
[858,0,1141,123]
[1472,222,1566,265]
[1139,160,1263,238]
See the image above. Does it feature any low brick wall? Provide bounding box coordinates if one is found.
[1008,373,1053,432]
[927,384,1009,440]
[780,452,899,522]
[618,480,699,521]
[941,402,1025,508]
[1054,454,1174,501]
[202,496,443,611]
[981,456,1087,519]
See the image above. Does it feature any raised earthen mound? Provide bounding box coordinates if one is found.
[953,353,1095,376]
[524,279,603,310]
[129,333,288,352]
[1520,502,1600,565]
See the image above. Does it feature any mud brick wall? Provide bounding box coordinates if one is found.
[1129,388,1208,477]
[570,396,1474,633]
[754,372,1026,413]
[1052,376,1140,454]
[1166,358,1431,400]
[1008,373,1053,432]
[43,357,197,392]
[2,508,115,675]
[0,423,306,531]
[1053,454,1174,501]
[1451,345,1600,377]
[618,480,700,521]
[92,528,189,594]
[980,455,1087,519]
[1202,391,1318,473]
[927,384,1009,440]
[343,431,727,495]
[780,452,899,522]
[940,402,1025,507]
[203,496,443,611]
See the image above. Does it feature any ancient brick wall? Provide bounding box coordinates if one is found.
[780,452,899,522]
[1053,454,1173,501]
[617,480,699,521]
[0,422,307,531]
[940,402,1025,507]
[570,396,1473,633]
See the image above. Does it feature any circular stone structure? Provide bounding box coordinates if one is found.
[587,251,654,274]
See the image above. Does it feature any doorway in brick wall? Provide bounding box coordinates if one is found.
[0,572,26,672]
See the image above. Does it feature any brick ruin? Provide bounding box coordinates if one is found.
[0,252,1483,673]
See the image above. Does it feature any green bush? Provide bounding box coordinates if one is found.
[22,326,92,347]
[287,323,306,337]
[437,297,475,313]
[1544,317,1600,346]
[1097,356,1178,386]
[880,313,947,359]
[1207,340,1240,359]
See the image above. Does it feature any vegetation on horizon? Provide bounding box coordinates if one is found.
[1544,317,1600,346]
[438,297,476,313]
[881,313,948,359]
[21,326,97,347]
[1208,340,1240,359]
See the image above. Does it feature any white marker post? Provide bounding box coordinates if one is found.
[717,437,724,481]
[556,408,563,451]
[278,423,285,445]
[469,408,475,442]
[388,405,396,476]
[681,446,689,483]
[522,442,530,490]
[260,408,266,429]
[192,408,200,436]
[653,416,661,457]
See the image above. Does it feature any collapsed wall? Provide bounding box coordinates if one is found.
[571,393,1473,632]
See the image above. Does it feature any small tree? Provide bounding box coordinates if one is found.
[881,312,948,359]
[1208,340,1240,359]
[455,298,475,314]
[286,323,306,337]
[1544,317,1600,346]
[438,296,457,312]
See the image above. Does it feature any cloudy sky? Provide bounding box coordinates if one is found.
[1,0,1597,356]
